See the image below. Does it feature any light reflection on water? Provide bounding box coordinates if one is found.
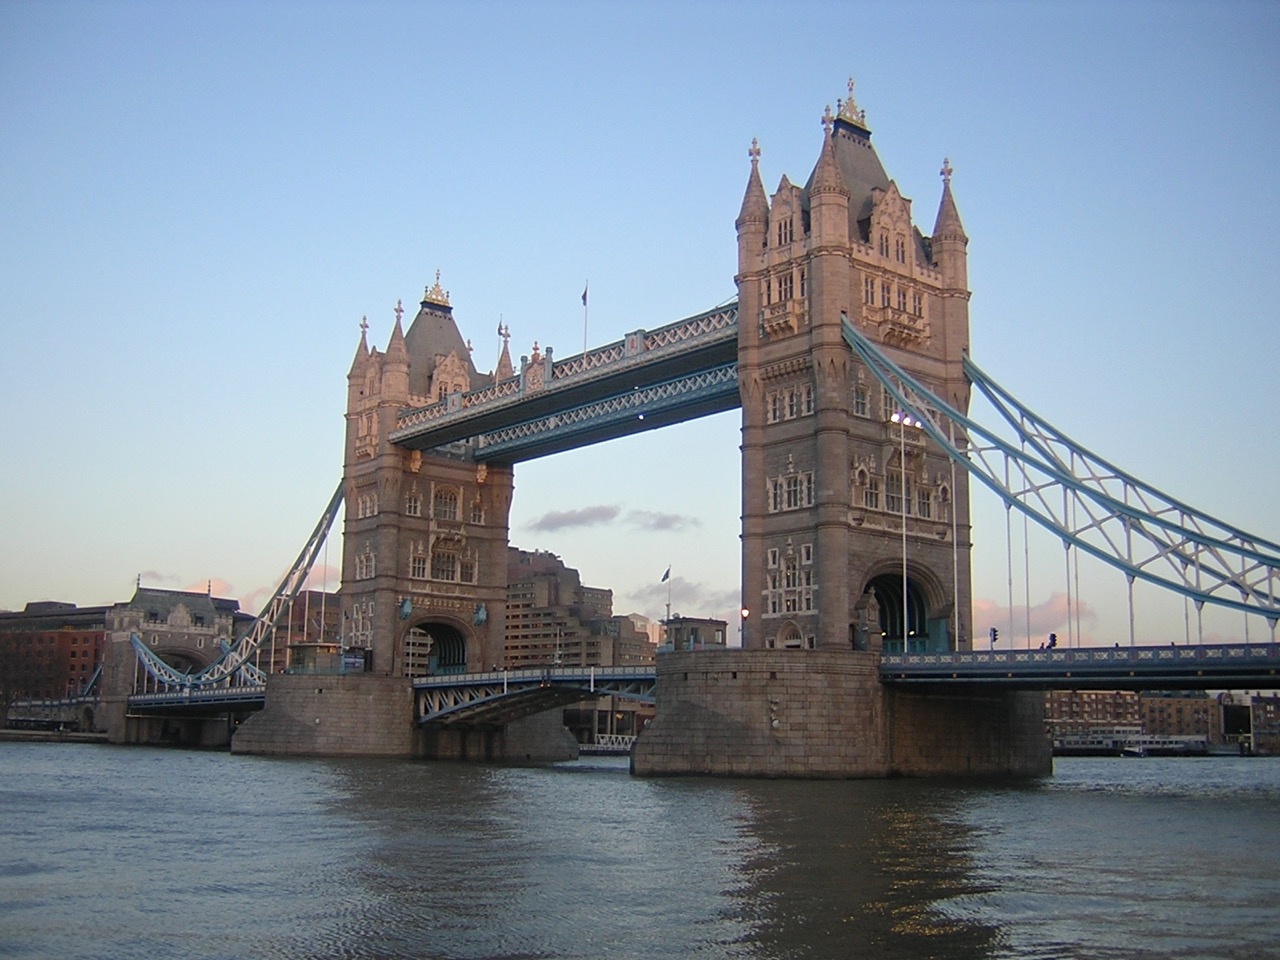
[1,745,1277,959]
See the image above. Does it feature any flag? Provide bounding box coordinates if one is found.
[581,282,588,307]
[661,566,670,582]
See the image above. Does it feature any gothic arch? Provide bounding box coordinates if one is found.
[776,620,805,649]
[860,559,950,652]
[398,615,471,678]
[151,647,211,674]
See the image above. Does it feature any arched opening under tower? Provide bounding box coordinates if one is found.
[152,649,206,674]
[865,573,947,654]
[402,622,468,678]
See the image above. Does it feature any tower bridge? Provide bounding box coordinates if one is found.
[103,81,1278,775]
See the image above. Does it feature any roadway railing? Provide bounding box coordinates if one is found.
[127,685,267,710]
[881,642,1280,688]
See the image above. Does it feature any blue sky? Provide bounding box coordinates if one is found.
[1,1,1276,647]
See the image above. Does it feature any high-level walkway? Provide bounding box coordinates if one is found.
[389,303,738,460]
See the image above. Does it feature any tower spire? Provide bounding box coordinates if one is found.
[495,320,514,381]
[737,138,768,227]
[348,315,370,377]
[932,157,967,243]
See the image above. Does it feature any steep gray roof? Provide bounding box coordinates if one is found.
[404,303,482,398]
[123,587,239,623]
[802,117,891,241]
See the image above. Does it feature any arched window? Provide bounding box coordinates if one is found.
[433,487,459,521]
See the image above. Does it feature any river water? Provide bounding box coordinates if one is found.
[1,744,1277,960]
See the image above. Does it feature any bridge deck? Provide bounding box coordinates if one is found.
[107,644,1280,724]
[881,642,1280,690]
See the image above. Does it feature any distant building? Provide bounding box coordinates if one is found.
[1139,690,1222,744]
[623,612,663,648]
[661,615,728,653]
[505,547,656,740]
[1045,688,1228,753]
[1252,694,1280,755]
[260,589,341,674]
[1044,690,1141,740]
[0,601,109,704]
[103,586,253,695]
[1220,691,1280,755]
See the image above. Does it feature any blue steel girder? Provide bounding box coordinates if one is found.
[388,303,739,457]
[415,667,656,727]
[881,642,1280,690]
[471,362,739,461]
[839,315,1280,625]
[127,685,267,713]
[129,481,345,692]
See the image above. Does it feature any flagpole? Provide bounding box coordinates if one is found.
[582,280,589,355]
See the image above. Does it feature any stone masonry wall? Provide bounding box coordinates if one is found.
[632,649,1050,778]
[632,649,888,778]
[886,687,1051,777]
[233,672,580,762]
[231,673,418,757]
[419,709,579,763]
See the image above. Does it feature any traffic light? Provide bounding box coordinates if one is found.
[1047,633,1057,648]
[989,626,998,645]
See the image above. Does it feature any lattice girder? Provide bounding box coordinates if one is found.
[130,482,345,691]
[840,315,1279,622]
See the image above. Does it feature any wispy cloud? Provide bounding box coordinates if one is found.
[528,505,620,531]
[626,510,702,532]
[974,591,1099,645]
[626,574,739,625]
[139,570,181,585]
[181,577,236,597]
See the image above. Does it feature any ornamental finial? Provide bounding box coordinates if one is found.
[393,298,403,325]
[836,77,867,128]
[940,157,953,185]
[821,104,833,135]
[359,315,369,335]
[748,137,761,166]
[422,268,451,307]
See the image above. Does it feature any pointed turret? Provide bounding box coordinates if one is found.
[932,158,967,244]
[809,111,848,200]
[931,158,968,292]
[386,303,409,363]
[382,300,410,401]
[736,138,768,277]
[809,110,850,247]
[346,316,373,415]
[348,317,370,379]
[495,323,514,382]
[737,138,768,227]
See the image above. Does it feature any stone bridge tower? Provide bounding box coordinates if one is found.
[341,276,515,678]
[736,83,973,655]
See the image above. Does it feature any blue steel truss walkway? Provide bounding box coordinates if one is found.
[388,303,739,461]
[414,666,655,727]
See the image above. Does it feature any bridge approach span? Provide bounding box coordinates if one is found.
[881,642,1280,690]
[414,666,656,727]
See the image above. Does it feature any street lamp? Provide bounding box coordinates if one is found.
[891,411,922,651]
[740,607,749,646]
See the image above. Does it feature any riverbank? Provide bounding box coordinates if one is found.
[0,728,108,744]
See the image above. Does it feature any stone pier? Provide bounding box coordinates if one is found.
[631,649,1050,778]
[231,672,577,762]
